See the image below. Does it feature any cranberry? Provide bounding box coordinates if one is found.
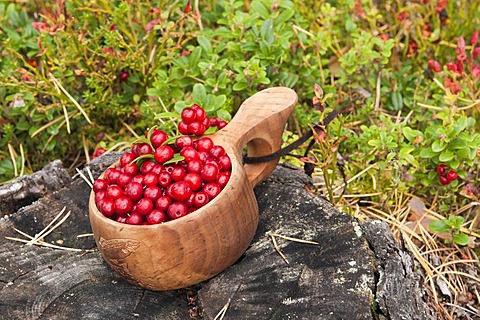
[93,179,108,192]
[122,163,139,176]
[114,196,133,215]
[437,164,447,176]
[175,135,194,149]
[201,163,219,182]
[144,186,162,201]
[155,195,172,212]
[193,107,206,122]
[124,182,144,201]
[92,147,106,159]
[202,117,210,130]
[140,161,156,174]
[150,164,164,175]
[154,145,174,164]
[198,151,210,163]
[196,137,214,152]
[120,71,129,82]
[158,171,173,188]
[136,198,154,215]
[167,181,193,201]
[178,121,190,135]
[446,170,458,182]
[439,175,450,185]
[180,146,200,162]
[150,129,168,148]
[104,168,121,184]
[131,174,145,185]
[98,199,115,217]
[146,209,167,224]
[171,166,187,181]
[203,183,221,199]
[126,212,144,225]
[95,190,107,203]
[131,143,142,156]
[209,145,225,158]
[193,191,209,207]
[184,172,202,191]
[181,107,195,124]
[106,185,124,200]
[217,120,228,129]
[209,117,219,127]
[167,202,189,220]
[137,143,153,155]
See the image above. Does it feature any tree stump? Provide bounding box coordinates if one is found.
[0,155,435,319]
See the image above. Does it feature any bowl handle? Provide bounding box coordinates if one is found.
[215,87,298,187]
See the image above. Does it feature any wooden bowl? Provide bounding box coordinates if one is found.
[88,87,298,290]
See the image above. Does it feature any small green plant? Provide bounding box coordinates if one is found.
[429,216,471,246]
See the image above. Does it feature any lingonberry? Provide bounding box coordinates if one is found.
[116,215,127,224]
[150,129,168,148]
[171,166,187,181]
[217,155,232,171]
[209,117,219,127]
[143,172,158,187]
[167,181,193,202]
[217,120,228,129]
[119,71,129,82]
[186,159,203,173]
[114,196,133,215]
[158,171,173,188]
[150,163,164,175]
[193,107,206,122]
[126,212,144,225]
[137,143,153,155]
[93,179,108,192]
[140,161,156,174]
[439,175,450,185]
[144,186,162,201]
[124,182,143,201]
[106,185,124,200]
[175,135,194,149]
[217,171,231,188]
[183,172,202,191]
[188,121,206,136]
[196,137,214,152]
[180,146,200,162]
[167,202,189,220]
[209,145,225,158]
[99,199,115,217]
[154,145,174,164]
[203,183,221,199]
[95,190,107,203]
[136,198,154,215]
[193,191,209,208]
[178,121,190,135]
[122,163,138,176]
[116,173,132,188]
[181,107,196,124]
[198,151,210,163]
[131,174,145,185]
[437,164,447,176]
[120,151,136,167]
[92,147,106,159]
[104,168,121,184]
[146,209,166,224]
[446,170,458,182]
[155,195,172,212]
[201,163,219,182]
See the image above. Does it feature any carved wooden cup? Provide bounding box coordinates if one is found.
[89,87,298,290]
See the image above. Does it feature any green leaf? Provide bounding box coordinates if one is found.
[431,140,445,152]
[251,0,270,19]
[163,154,185,165]
[402,127,423,142]
[154,112,181,120]
[419,148,439,158]
[429,220,451,234]
[274,9,294,26]
[446,216,464,229]
[233,82,248,91]
[197,35,212,54]
[439,150,454,162]
[391,91,403,111]
[452,233,470,246]
[216,108,231,121]
[192,83,207,105]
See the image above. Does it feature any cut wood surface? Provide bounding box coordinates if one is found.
[0,154,435,319]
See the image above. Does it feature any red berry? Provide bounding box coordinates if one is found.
[140,161,156,174]
[446,170,458,182]
[439,175,450,185]
[136,198,154,215]
[137,143,153,155]
[178,121,190,135]
[167,181,193,202]
[196,137,214,152]
[120,71,129,82]
[201,163,219,182]
[150,129,168,148]
[181,107,195,124]
[122,163,138,176]
[217,154,232,171]
[209,145,225,158]
[126,212,144,225]
[198,151,210,163]
[202,117,210,130]
[150,163,164,175]
[143,172,158,187]
[124,182,143,201]
[167,202,189,220]
[92,147,106,159]
[183,172,202,191]
[131,174,145,185]
[193,191,209,208]
[116,215,127,224]
[217,120,228,129]
[114,196,133,215]
[144,186,162,201]
[146,209,166,224]
[203,183,221,199]
[106,185,124,200]
[217,171,231,188]
[93,179,108,192]
[104,168,121,184]
[158,171,173,188]
[120,152,136,167]
[98,199,116,217]
[187,121,206,136]
[155,195,172,212]
[171,166,187,181]
[209,117,219,127]
[175,135,194,149]
[154,145,174,164]
[193,107,206,122]
[95,190,107,203]
[186,159,203,173]
[116,173,132,187]
[180,146,200,162]
[437,164,447,176]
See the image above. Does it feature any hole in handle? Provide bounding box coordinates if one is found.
[243,137,280,188]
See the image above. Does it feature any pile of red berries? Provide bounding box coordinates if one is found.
[92,105,231,225]
[178,104,228,136]
[437,164,458,185]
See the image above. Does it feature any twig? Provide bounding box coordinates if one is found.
[6,236,85,252]
[269,232,289,264]
[213,284,241,320]
[268,232,320,264]
[76,168,93,189]
[26,207,70,245]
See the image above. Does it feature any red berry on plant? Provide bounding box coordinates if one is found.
[175,135,194,149]
[439,175,450,185]
[150,129,168,148]
[137,143,153,155]
[178,121,190,135]
[181,107,195,124]
[217,120,228,129]
[120,151,136,167]
[154,145,175,164]
[180,146,200,162]
[122,163,138,176]
[120,71,129,82]
[446,170,458,182]
[188,121,206,136]
[140,161,156,174]
[437,164,447,176]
